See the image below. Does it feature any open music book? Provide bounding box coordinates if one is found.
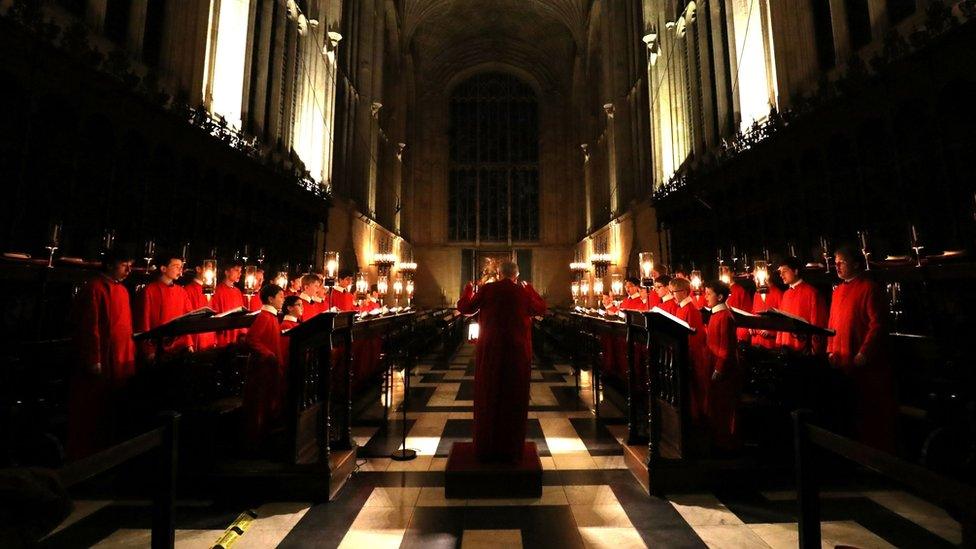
[169,307,216,323]
[759,307,810,323]
[649,306,692,331]
[213,306,251,318]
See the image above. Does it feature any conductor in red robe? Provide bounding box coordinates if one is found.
[67,249,137,459]
[774,257,828,354]
[211,262,246,347]
[135,253,194,361]
[828,245,897,451]
[704,281,742,451]
[184,265,216,351]
[242,284,286,447]
[457,260,547,462]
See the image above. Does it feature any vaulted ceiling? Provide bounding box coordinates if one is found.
[401,0,591,95]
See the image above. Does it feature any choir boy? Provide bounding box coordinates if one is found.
[242,285,286,447]
[704,281,741,451]
[135,253,193,361]
[775,257,828,355]
[211,262,246,346]
[652,275,677,315]
[669,277,708,422]
[183,264,217,351]
[67,249,137,459]
[299,274,324,321]
[329,270,357,312]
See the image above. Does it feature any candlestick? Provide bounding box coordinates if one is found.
[45,222,62,268]
[819,236,832,273]
[910,225,924,268]
[857,230,871,271]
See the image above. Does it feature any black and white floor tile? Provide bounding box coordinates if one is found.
[43,343,963,548]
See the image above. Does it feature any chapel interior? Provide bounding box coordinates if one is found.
[1,0,975,547]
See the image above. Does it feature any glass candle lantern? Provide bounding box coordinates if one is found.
[610,273,624,300]
[690,270,703,295]
[753,260,769,297]
[243,265,259,296]
[639,252,655,286]
[377,275,389,296]
[324,251,339,285]
[718,265,732,286]
[202,259,218,296]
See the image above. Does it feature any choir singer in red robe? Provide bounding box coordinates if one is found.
[211,262,246,347]
[828,245,897,451]
[775,257,828,354]
[457,260,547,462]
[652,275,677,315]
[704,281,742,451]
[329,270,357,312]
[184,265,216,351]
[242,285,286,448]
[669,278,708,423]
[67,249,137,459]
[135,253,193,361]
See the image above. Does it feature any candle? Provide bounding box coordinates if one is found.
[858,231,868,250]
[911,225,919,244]
[49,223,62,246]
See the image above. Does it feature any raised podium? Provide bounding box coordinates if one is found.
[445,442,543,499]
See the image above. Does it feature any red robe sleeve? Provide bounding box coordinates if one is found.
[523,283,547,316]
[456,282,484,315]
[858,279,887,362]
[74,281,103,368]
[708,311,736,374]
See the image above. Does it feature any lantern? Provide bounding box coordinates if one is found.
[377,275,389,297]
[243,265,259,296]
[580,279,590,301]
[571,281,580,302]
[639,252,655,287]
[753,260,769,299]
[202,258,218,296]
[593,276,604,296]
[468,320,480,341]
[610,273,624,301]
[324,251,339,285]
[690,270,703,295]
[718,265,732,286]
[406,279,415,306]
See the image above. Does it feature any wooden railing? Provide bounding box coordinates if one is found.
[57,412,179,549]
[792,409,976,548]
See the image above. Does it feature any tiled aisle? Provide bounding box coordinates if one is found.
[44,343,962,548]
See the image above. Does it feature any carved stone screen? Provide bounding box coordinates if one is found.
[448,72,539,243]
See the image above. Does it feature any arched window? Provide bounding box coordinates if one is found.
[448,72,539,242]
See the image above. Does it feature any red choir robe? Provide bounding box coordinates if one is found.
[728,282,752,342]
[457,280,547,461]
[775,280,828,355]
[655,295,678,316]
[299,293,324,321]
[608,294,647,380]
[243,306,284,445]
[705,304,741,450]
[827,274,897,451]
[280,315,300,378]
[67,275,137,459]
[248,292,262,312]
[135,278,193,359]
[740,284,783,348]
[691,293,707,310]
[646,291,663,310]
[330,287,357,312]
[211,282,246,347]
[674,297,709,423]
[183,279,217,351]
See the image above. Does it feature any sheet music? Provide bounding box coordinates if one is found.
[761,307,810,323]
[213,306,249,318]
[649,307,691,330]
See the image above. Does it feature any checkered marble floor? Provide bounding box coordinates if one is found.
[44,343,963,548]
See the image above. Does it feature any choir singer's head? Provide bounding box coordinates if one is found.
[833,244,863,281]
[156,252,184,284]
[705,280,731,309]
[260,283,284,311]
[101,247,133,282]
[224,261,242,284]
[777,257,803,286]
